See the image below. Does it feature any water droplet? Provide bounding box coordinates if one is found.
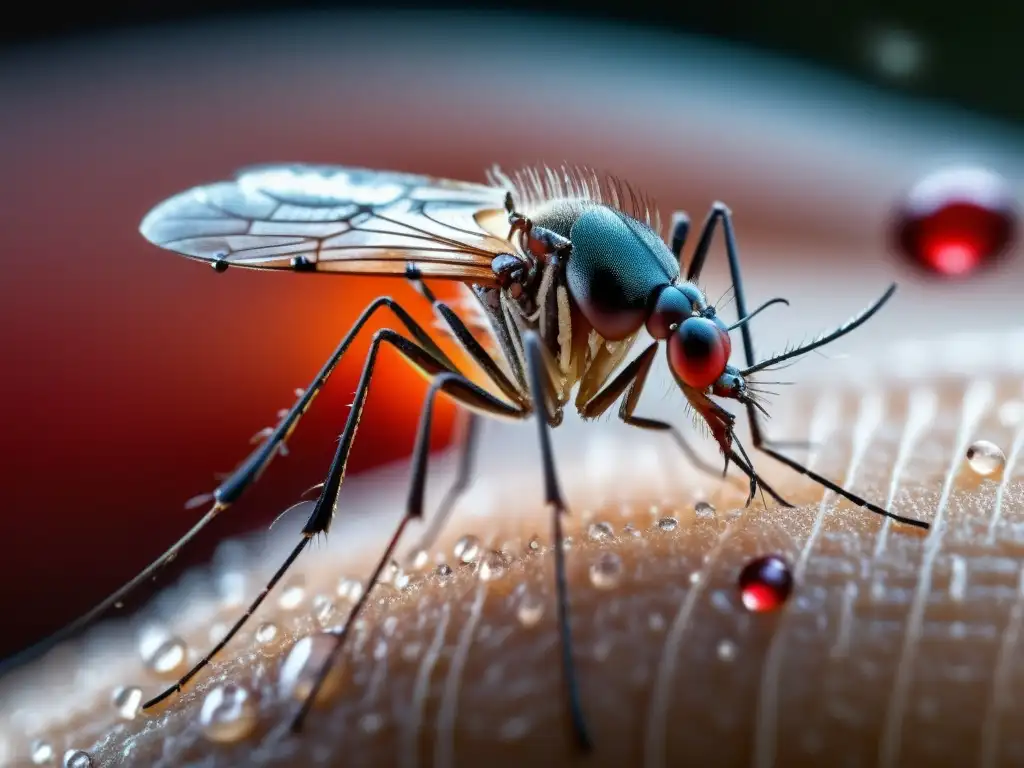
[278,576,306,610]
[893,166,1017,277]
[717,639,738,661]
[435,563,453,579]
[454,535,481,564]
[966,439,1006,476]
[30,740,53,765]
[216,570,247,607]
[738,555,794,612]
[408,548,429,571]
[207,622,231,646]
[516,592,545,627]
[694,501,716,519]
[689,571,702,585]
[562,536,574,551]
[312,594,337,627]
[255,622,278,645]
[392,567,412,590]
[63,751,93,768]
[480,550,508,581]
[199,683,258,743]
[111,685,143,720]
[526,535,542,553]
[657,517,679,532]
[589,552,624,589]
[588,521,614,541]
[359,713,383,733]
[336,577,364,602]
[402,642,423,661]
[144,636,188,678]
[622,523,640,537]
[499,714,531,741]
[279,633,346,706]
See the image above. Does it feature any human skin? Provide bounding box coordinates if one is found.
[2,11,1024,768]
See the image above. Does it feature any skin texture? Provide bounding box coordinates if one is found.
[4,343,1024,767]
[3,10,1024,768]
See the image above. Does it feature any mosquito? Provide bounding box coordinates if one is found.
[8,163,929,752]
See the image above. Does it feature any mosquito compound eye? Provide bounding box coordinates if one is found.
[668,317,732,389]
[645,285,694,340]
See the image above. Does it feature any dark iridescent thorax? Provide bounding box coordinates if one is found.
[472,178,680,420]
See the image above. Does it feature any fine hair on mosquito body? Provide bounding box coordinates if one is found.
[4,162,932,754]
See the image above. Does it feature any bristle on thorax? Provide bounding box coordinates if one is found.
[487,164,662,235]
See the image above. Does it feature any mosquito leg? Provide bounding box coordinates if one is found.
[405,412,481,558]
[521,330,593,753]
[141,329,483,710]
[0,297,460,677]
[691,203,928,529]
[578,342,743,485]
[290,372,525,732]
[401,264,523,557]
[668,210,690,270]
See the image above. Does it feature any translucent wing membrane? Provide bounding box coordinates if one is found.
[139,165,512,283]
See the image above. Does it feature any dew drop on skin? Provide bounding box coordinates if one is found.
[589,552,624,590]
[254,622,279,645]
[479,551,508,581]
[694,501,716,519]
[453,535,481,564]
[279,634,346,707]
[142,637,188,679]
[199,683,258,744]
[30,740,54,765]
[336,577,363,602]
[111,685,143,720]
[966,439,1006,476]
[62,750,93,768]
[277,576,307,611]
[516,592,545,627]
[588,521,614,541]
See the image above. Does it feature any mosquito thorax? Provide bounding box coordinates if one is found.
[562,204,679,341]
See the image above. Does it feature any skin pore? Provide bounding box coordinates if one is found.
[3,322,1024,767]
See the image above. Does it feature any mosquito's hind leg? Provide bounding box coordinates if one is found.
[685,203,927,529]
[0,297,459,678]
[289,371,524,732]
[402,264,525,559]
[404,412,481,559]
[142,328,467,711]
[522,330,593,753]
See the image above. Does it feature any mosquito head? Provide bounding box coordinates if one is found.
[711,365,747,401]
[647,282,732,389]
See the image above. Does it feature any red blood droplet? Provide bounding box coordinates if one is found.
[738,555,793,612]
[894,166,1017,277]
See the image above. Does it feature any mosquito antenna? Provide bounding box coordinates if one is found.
[741,284,896,376]
[728,297,790,332]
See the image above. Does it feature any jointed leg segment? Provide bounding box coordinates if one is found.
[681,203,928,529]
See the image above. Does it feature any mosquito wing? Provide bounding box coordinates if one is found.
[139,164,513,284]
